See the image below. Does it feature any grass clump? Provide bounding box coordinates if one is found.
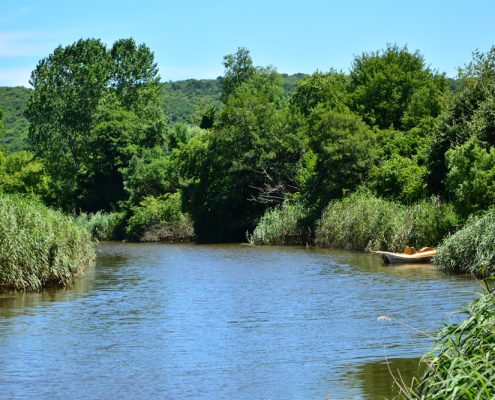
[434,208,495,277]
[405,286,495,399]
[126,192,194,242]
[0,194,95,291]
[77,211,126,241]
[315,191,457,251]
[248,200,311,245]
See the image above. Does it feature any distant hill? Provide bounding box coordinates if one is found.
[162,73,305,124]
[0,74,306,151]
[162,78,223,124]
[0,86,31,150]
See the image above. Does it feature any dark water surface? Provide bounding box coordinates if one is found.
[0,243,481,399]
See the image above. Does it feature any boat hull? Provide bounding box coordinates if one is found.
[372,250,436,264]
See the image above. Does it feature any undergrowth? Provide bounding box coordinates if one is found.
[0,194,95,291]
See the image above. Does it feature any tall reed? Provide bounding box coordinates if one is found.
[434,208,495,277]
[315,192,457,251]
[248,200,311,245]
[0,194,95,291]
[77,211,125,241]
[404,286,495,399]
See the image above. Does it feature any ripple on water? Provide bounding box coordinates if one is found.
[0,242,480,399]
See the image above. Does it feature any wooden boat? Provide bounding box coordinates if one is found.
[372,247,436,264]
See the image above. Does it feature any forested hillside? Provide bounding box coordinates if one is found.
[0,73,305,150]
[0,87,31,150]
[0,40,486,247]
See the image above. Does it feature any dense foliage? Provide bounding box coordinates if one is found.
[0,194,95,291]
[315,192,457,251]
[126,192,193,242]
[25,38,166,211]
[0,148,50,197]
[407,286,495,399]
[1,39,495,249]
[180,49,303,242]
[434,208,495,277]
[248,199,310,245]
[0,86,30,150]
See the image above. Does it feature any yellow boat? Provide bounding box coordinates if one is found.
[372,247,436,264]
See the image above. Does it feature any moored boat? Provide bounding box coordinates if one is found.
[372,248,436,264]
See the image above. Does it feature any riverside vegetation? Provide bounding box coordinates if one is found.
[0,194,94,291]
[1,38,495,397]
[403,286,495,399]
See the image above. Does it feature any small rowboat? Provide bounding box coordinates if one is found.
[372,248,436,264]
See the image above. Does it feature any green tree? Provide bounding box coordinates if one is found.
[445,138,495,218]
[220,47,256,103]
[181,52,303,242]
[350,44,446,130]
[123,146,179,201]
[290,71,349,117]
[0,150,51,197]
[300,107,377,215]
[428,46,495,195]
[110,38,161,111]
[369,154,428,204]
[26,38,166,211]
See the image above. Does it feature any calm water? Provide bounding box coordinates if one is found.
[0,243,481,399]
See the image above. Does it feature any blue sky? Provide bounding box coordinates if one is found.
[1,0,494,86]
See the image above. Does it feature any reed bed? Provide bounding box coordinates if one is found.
[315,192,457,251]
[434,208,495,277]
[0,194,95,291]
[248,200,311,245]
[77,211,125,241]
[404,286,495,399]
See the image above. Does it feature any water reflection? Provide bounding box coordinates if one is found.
[0,243,481,399]
[0,263,97,319]
[344,357,425,400]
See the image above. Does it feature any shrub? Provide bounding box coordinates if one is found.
[407,286,495,399]
[77,211,126,241]
[315,192,457,251]
[126,192,194,242]
[434,208,495,277]
[248,200,311,245]
[445,138,495,218]
[0,194,95,291]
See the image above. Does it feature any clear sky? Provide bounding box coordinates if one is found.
[1,0,494,86]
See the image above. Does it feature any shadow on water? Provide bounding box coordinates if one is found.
[343,357,426,399]
[0,243,135,320]
[0,263,97,319]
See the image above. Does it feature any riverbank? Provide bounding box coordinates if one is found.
[404,285,495,399]
[0,194,95,291]
[248,192,458,251]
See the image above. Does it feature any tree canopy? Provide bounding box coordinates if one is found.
[349,44,446,130]
[5,39,494,242]
[26,38,166,211]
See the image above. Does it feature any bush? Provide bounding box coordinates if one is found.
[369,154,428,204]
[315,192,457,251]
[126,192,194,242]
[0,194,95,291]
[434,208,495,277]
[407,286,495,399]
[77,211,126,241]
[248,200,311,245]
[445,138,495,218]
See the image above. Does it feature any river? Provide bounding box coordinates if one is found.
[0,243,481,399]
